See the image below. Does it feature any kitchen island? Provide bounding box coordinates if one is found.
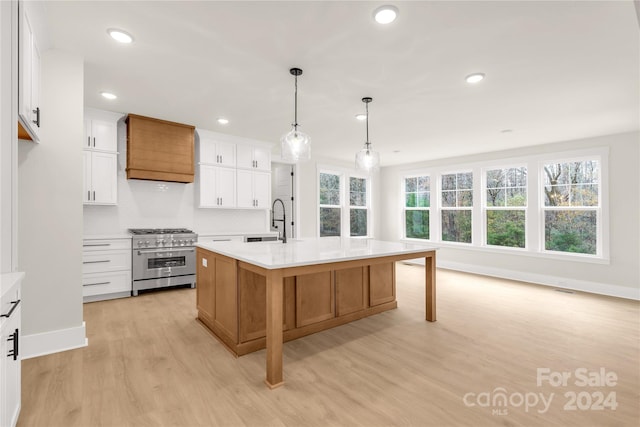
[195,238,437,389]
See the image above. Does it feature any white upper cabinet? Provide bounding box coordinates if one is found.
[199,137,236,167]
[83,151,117,205]
[199,165,236,208]
[84,117,117,152]
[236,170,271,209]
[236,145,271,172]
[18,0,42,142]
[82,109,121,206]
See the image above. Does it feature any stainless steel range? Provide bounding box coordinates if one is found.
[129,228,198,296]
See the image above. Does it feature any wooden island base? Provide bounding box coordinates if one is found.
[196,249,401,357]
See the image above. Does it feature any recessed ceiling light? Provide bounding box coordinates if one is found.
[100,91,117,100]
[373,5,398,24]
[355,114,367,121]
[217,118,229,125]
[465,73,485,84]
[107,28,134,44]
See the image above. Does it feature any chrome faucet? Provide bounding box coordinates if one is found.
[271,198,287,243]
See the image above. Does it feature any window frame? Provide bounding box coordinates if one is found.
[402,174,431,241]
[318,167,371,238]
[440,170,473,245]
[482,164,528,250]
[539,155,604,258]
[399,147,609,263]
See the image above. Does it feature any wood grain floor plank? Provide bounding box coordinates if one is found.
[17,265,639,426]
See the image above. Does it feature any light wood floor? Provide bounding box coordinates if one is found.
[18,265,639,427]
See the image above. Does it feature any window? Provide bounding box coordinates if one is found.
[441,172,472,243]
[349,177,367,236]
[404,175,430,239]
[319,172,341,237]
[542,160,599,255]
[319,170,370,237]
[485,166,527,248]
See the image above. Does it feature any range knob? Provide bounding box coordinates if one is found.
[156,239,165,246]
[189,239,195,245]
[137,241,143,247]
[143,241,150,247]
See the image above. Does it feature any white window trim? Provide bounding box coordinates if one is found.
[317,166,372,238]
[482,164,528,250]
[399,147,610,263]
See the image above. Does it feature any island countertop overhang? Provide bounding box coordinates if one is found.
[195,238,438,270]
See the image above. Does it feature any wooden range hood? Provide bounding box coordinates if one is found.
[126,114,195,183]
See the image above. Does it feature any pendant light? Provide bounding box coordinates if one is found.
[355,97,380,171]
[281,68,311,162]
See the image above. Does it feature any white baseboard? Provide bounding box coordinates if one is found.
[21,322,88,359]
[402,259,640,300]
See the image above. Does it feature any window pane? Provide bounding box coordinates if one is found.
[442,191,456,207]
[487,210,525,248]
[418,176,430,191]
[486,169,504,189]
[486,188,505,207]
[405,177,417,192]
[327,190,340,205]
[349,177,367,207]
[441,210,472,243]
[458,190,473,207]
[320,208,341,237]
[350,209,367,236]
[458,172,473,189]
[543,161,599,207]
[417,192,430,207]
[405,210,429,239]
[442,174,456,190]
[405,193,417,207]
[544,210,597,255]
[507,188,527,206]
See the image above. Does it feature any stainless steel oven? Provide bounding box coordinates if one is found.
[129,228,197,295]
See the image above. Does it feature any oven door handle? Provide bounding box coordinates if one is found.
[137,248,195,255]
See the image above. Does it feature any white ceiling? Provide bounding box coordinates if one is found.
[40,0,639,166]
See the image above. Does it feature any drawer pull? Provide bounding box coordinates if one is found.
[84,281,111,287]
[1,300,20,318]
[7,328,18,360]
[83,243,111,247]
[83,260,111,264]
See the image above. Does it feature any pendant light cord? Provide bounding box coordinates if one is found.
[365,100,370,149]
[293,75,298,130]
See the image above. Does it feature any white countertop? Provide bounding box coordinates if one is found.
[196,238,438,269]
[84,234,132,240]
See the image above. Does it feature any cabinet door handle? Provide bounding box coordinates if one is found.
[87,191,91,201]
[32,107,40,128]
[87,136,91,147]
[220,155,223,163]
[7,328,18,360]
[92,191,96,201]
[83,260,110,264]
[1,300,20,318]
[84,281,111,287]
[93,137,96,147]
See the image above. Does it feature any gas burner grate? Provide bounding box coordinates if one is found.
[129,228,194,235]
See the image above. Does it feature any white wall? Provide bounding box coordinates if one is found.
[380,132,640,299]
[17,50,85,346]
[83,120,270,236]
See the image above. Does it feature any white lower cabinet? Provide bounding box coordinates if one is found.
[83,151,117,205]
[82,238,131,302]
[199,165,236,208]
[1,273,23,427]
[236,170,270,209]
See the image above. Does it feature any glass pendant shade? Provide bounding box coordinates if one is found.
[281,67,310,163]
[281,126,311,162]
[355,144,380,171]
